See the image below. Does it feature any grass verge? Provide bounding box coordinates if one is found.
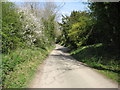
[71,43,120,84]
[2,46,55,88]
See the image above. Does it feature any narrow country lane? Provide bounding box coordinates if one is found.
[29,44,118,88]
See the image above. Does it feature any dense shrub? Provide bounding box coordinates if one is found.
[2,2,24,53]
[1,2,58,53]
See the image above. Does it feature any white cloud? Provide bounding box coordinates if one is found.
[61,11,71,16]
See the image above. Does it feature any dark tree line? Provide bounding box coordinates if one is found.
[58,2,120,50]
[88,2,120,48]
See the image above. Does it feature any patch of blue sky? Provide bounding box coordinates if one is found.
[56,2,88,16]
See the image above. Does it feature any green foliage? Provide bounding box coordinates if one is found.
[42,15,56,45]
[1,2,57,53]
[88,2,120,48]
[2,2,24,53]
[43,15,55,41]
[71,43,120,83]
[59,11,93,48]
[2,46,54,88]
[59,2,119,50]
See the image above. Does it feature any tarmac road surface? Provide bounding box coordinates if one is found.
[29,44,118,88]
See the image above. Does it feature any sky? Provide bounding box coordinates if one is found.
[56,2,88,16]
[8,0,89,22]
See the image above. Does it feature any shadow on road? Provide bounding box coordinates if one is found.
[54,45,120,75]
[56,47,70,53]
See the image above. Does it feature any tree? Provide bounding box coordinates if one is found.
[88,2,120,48]
[59,11,93,49]
[1,2,23,53]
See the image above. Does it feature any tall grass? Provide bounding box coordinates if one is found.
[2,46,54,88]
[71,43,120,83]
